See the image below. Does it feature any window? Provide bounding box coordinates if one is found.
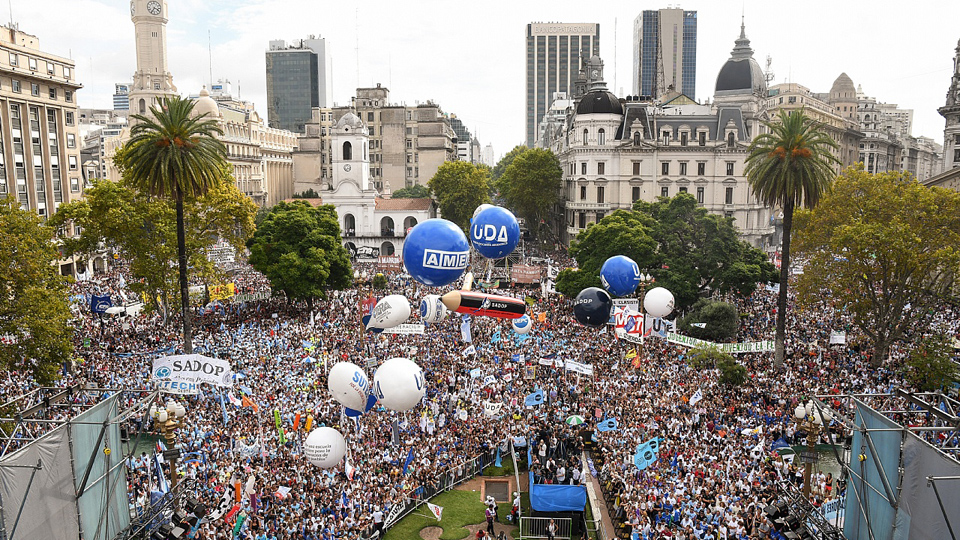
[46,62,54,75]
[696,186,704,203]
[597,162,604,175]
[634,131,641,145]
[66,133,75,149]
[632,162,641,175]
[582,129,588,145]
[597,186,604,203]
[680,132,688,146]
[661,186,669,198]
[65,111,73,126]
[28,57,37,71]
[726,162,734,176]
[697,162,706,176]
[68,155,78,170]
[11,79,19,93]
[662,131,671,144]
[955,149,960,163]
[725,187,734,205]
[580,185,586,200]
[580,162,587,175]
[679,186,687,193]
[598,128,605,145]
[632,186,641,202]
[65,90,72,102]
[727,132,735,147]
[679,162,687,175]
[49,88,57,100]
[31,83,39,96]
[8,52,16,66]
[578,212,586,229]
[367,112,374,122]
[343,141,352,160]
[699,131,706,146]
[64,66,70,79]
[661,162,669,175]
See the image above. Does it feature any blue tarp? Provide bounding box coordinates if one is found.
[528,442,587,512]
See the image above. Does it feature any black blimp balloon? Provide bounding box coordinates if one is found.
[573,287,613,328]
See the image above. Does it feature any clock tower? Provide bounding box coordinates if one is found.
[331,112,372,192]
[129,0,177,115]
[939,38,960,172]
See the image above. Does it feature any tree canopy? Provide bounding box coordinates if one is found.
[0,197,72,383]
[793,167,960,366]
[247,201,352,306]
[391,184,431,199]
[497,148,563,241]
[904,333,959,392]
[677,299,741,342]
[427,161,491,231]
[490,145,528,183]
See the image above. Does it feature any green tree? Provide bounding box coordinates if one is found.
[120,96,228,353]
[427,161,491,231]
[688,346,747,386]
[745,108,839,369]
[372,273,388,289]
[794,168,960,366]
[0,197,72,383]
[904,333,959,392]
[491,145,528,183]
[497,148,563,241]
[678,299,740,342]
[247,201,352,308]
[633,194,778,309]
[391,184,431,199]
[293,188,321,199]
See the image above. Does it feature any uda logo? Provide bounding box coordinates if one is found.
[422,249,469,270]
[471,224,509,245]
[155,366,171,378]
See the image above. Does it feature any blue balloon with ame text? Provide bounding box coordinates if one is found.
[402,219,470,287]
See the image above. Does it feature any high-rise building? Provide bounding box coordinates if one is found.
[0,24,83,273]
[265,36,332,133]
[632,8,697,99]
[525,22,600,147]
[113,83,129,110]
[128,0,177,115]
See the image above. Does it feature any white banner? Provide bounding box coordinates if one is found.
[426,502,443,521]
[483,401,503,417]
[538,357,555,366]
[564,359,595,376]
[644,316,675,339]
[829,330,846,345]
[666,333,775,354]
[152,354,234,388]
[689,389,703,406]
[608,299,639,324]
[382,323,426,335]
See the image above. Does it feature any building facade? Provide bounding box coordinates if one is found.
[265,36,331,133]
[632,8,697,99]
[113,83,129,110]
[545,28,775,249]
[939,38,960,174]
[525,22,600,147]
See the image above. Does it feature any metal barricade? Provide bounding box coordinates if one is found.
[520,516,572,539]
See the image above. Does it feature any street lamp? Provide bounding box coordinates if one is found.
[793,400,832,499]
[150,399,187,489]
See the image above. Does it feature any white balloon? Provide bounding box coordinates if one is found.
[643,287,675,318]
[511,315,533,334]
[473,204,494,219]
[367,295,411,329]
[327,362,369,411]
[419,294,449,324]
[303,427,346,468]
[373,357,426,412]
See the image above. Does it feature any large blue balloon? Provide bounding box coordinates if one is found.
[573,287,613,328]
[470,206,521,259]
[600,255,641,297]
[402,219,470,287]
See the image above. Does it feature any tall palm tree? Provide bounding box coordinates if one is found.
[745,108,839,369]
[122,95,226,353]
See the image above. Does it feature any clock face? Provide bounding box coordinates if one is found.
[591,69,598,77]
[343,164,352,172]
[147,1,161,15]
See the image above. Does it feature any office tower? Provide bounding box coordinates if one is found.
[113,83,130,110]
[632,8,697,99]
[525,22,600,147]
[265,36,332,133]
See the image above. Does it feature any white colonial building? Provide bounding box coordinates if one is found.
[292,111,436,259]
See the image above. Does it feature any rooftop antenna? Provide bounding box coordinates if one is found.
[208,30,213,90]
[8,0,12,28]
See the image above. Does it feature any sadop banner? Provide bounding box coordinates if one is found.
[153,354,234,388]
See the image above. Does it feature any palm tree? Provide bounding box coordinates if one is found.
[745,108,839,369]
[122,95,226,353]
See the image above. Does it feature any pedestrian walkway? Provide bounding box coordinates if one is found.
[583,451,618,540]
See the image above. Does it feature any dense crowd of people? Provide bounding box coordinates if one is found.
[3,249,958,540]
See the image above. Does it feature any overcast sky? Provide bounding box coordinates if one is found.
[22,0,959,160]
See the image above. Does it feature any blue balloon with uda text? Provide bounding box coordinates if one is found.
[600,255,641,297]
[402,219,470,287]
[470,206,520,259]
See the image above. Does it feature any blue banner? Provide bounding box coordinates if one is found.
[634,438,660,471]
[524,389,545,407]
[90,294,112,314]
[597,418,619,432]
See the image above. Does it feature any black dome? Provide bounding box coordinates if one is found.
[715,60,753,92]
[576,90,623,115]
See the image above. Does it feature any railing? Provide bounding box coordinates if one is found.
[114,478,199,540]
[520,516,572,539]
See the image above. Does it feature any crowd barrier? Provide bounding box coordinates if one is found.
[519,516,573,539]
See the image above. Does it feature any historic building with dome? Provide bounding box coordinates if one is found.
[544,24,777,249]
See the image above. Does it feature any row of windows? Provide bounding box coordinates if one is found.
[4,78,74,102]
[7,52,72,79]
[573,185,735,205]
[570,161,734,176]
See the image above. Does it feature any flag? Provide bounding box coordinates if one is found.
[345,460,356,481]
[469,368,482,378]
[462,345,476,357]
[403,447,415,475]
[241,396,259,413]
[491,327,502,343]
[209,488,234,520]
[153,454,169,494]
[625,349,637,360]
[633,438,660,471]
[460,316,472,343]
[310,311,315,327]
[511,353,524,363]
[598,325,607,335]
[495,447,502,468]
[275,486,292,499]
[524,389,545,406]
[427,502,443,521]
[250,492,259,513]
[391,420,400,446]
[227,393,241,406]
[597,418,619,432]
[689,389,703,406]
[218,391,229,426]
[482,375,496,387]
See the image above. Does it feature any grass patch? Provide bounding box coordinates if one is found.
[384,489,487,540]
[482,454,519,476]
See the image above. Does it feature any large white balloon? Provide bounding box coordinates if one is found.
[373,357,426,412]
[643,287,675,318]
[512,314,533,334]
[303,427,346,468]
[419,294,449,324]
[367,295,411,329]
[327,362,369,411]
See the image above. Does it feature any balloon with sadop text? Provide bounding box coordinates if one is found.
[512,314,533,334]
[366,295,410,329]
[419,294,449,324]
[470,206,520,259]
[600,255,641,297]
[304,427,346,468]
[643,287,675,318]
[373,357,426,412]
[573,287,614,328]
[327,362,369,411]
[402,219,470,287]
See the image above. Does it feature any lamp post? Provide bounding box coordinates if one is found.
[793,400,832,499]
[150,399,187,489]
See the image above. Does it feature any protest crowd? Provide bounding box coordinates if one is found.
[3,249,958,540]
